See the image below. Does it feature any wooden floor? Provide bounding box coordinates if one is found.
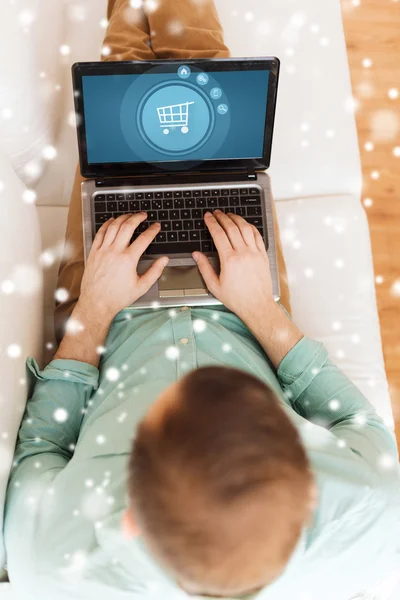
[340,0,400,445]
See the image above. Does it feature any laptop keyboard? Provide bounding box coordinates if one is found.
[93,186,265,255]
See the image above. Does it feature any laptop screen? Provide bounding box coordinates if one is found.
[73,59,279,177]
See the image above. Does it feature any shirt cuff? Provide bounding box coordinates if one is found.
[277,336,329,403]
[26,357,100,389]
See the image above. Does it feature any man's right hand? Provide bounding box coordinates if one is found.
[192,210,275,324]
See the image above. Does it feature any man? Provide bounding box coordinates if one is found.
[4,1,400,599]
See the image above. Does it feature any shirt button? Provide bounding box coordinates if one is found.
[180,338,189,345]
[181,306,189,311]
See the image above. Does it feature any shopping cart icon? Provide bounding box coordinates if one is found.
[157,101,195,135]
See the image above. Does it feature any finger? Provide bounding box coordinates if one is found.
[251,224,268,256]
[138,256,170,294]
[204,212,232,255]
[90,217,115,252]
[192,252,219,295]
[128,221,161,259]
[226,212,257,247]
[102,213,138,247]
[212,210,246,250]
[112,212,148,251]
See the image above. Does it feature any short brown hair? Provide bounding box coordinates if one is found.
[129,366,313,596]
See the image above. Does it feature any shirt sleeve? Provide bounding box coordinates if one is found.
[277,336,399,480]
[7,357,99,485]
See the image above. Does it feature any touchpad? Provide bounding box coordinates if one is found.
[159,266,208,298]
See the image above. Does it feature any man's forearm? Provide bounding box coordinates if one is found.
[241,300,304,370]
[54,300,114,368]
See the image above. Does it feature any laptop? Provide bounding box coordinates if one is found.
[72,57,280,308]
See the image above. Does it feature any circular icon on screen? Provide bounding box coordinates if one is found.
[217,103,229,115]
[196,73,209,86]
[137,83,215,155]
[178,65,191,79]
[210,87,222,100]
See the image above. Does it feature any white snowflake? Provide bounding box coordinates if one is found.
[60,44,71,56]
[100,18,109,28]
[336,349,345,359]
[311,368,319,375]
[334,259,344,269]
[96,434,106,445]
[211,312,220,320]
[337,439,346,449]
[7,344,21,359]
[325,128,335,138]
[362,57,373,68]
[393,146,400,157]
[379,453,396,470]
[118,392,124,399]
[167,19,184,36]
[106,367,120,381]
[391,279,400,298]
[168,308,177,317]
[42,145,57,161]
[140,366,147,374]
[193,319,206,333]
[34,461,41,469]
[371,110,399,142]
[165,346,180,360]
[388,88,399,100]
[73,509,80,516]
[22,189,37,204]
[304,268,314,279]
[144,0,159,12]
[101,45,111,57]
[244,11,254,22]
[24,161,42,180]
[222,343,231,353]
[107,496,115,505]
[96,345,107,355]
[319,37,330,46]
[363,197,373,208]
[371,170,380,180]
[329,399,340,411]
[55,287,69,302]
[46,342,54,350]
[354,414,367,426]
[53,408,69,423]
[18,9,36,26]
[68,4,87,21]
[85,479,94,488]
[350,333,361,344]
[66,318,85,334]
[1,280,15,294]
[364,141,374,151]
[1,108,13,120]
[130,0,143,7]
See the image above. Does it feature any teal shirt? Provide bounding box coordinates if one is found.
[4,305,400,600]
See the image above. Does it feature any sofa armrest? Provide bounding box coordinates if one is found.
[0,153,43,569]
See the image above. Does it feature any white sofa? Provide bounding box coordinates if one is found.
[0,0,397,597]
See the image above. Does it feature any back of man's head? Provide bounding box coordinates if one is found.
[128,366,314,597]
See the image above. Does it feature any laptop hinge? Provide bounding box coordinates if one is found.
[95,169,258,188]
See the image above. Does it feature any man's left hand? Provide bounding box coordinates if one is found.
[79,212,169,321]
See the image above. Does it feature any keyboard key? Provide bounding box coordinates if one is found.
[235,207,246,217]
[167,231,178,242]
[193,190,201,197]
[117,193,125,201]
[196,198,207,208]
[247,216,263,228]
[230,189,239,195]
[202,189,211,196]
[157,231,167,243]
[190,230,200,241]
[183,220,194,230]
[113,212,124,219]
[218,197,229,207]
[170,210,180,220]
[141,200,151,211]
[106,194,116,202]
[108,201,117,211]
[209,198,218,208]
[201,241,213,252]
[146,241,201,255]
[145,192,154,199]
[194,220,203,229]
[129,200,140,211]
[155,192,163,199]
[152,200,162,210]
[95,213,112,224]
[192,209,202,219]
[135,193,144,200]
[185,198,195,208]
[249,187,261,195]
[118,201,128,211]
[95,194,105,202]
[161,221,171,231]
[174,199,184,209]
[173,191,182,198]
[147,211,158,221]
[241,196,260,205]
[247,206,262,216]
[127,193,135,200]
[138,222,147,232]
[158,210,168,221]
[163,199,173,209]
[164,191,173,199]
[240,188,249,195]
[230,196,240,206]
[181,209,191,220]
[172,221,182,230]
[221,189,229,196]
[94,202,106,213]
[183,190,192,197]
[178,231,189,241]
[212,189,219,196]
[201,230,211,240]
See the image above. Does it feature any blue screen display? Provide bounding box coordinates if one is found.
[82,66,270,165]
